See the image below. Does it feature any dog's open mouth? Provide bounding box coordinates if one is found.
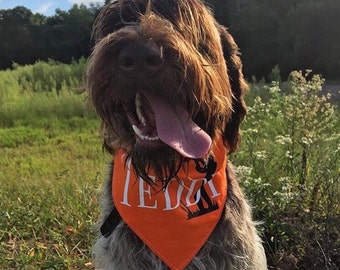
[127,92,160,143]
[126,92,212,159]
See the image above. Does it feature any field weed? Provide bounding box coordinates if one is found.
[234,71,339,268]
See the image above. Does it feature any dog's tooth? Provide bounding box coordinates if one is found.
[137,110,146,125]
[132,125,142,138]
[135,94,141,108]
[135,95,147,125]
[139,112,147,126]
[149,136,159,141]
[135,95,141,116]
[133,123,158,141]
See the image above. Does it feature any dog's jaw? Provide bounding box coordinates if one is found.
[126,92,161,146]
[124,90,212,159]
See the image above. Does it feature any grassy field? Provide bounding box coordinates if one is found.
[0,119,106,269]
[0,60,107,269]
[0,62,339,269]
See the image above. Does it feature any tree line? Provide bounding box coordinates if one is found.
[0,4,96,71]
[0,0,339,80]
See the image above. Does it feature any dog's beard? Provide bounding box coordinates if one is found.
[128,143,183,188]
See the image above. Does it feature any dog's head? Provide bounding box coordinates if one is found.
[86,0,247,184]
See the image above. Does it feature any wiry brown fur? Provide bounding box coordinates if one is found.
[85,0,267,269]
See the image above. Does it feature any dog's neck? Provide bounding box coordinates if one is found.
[120,138,227,187]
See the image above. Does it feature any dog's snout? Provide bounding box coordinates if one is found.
[118,43,164,76]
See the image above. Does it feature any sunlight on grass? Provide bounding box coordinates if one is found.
[0,60,111,269]
[0,123,109,269]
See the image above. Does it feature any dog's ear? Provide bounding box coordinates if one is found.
[218,25,248,153]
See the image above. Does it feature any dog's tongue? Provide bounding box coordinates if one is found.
[143,92,211,158]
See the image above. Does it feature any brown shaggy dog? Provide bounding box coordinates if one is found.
[85,0,267,269]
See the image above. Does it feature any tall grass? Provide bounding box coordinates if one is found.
[0,58,91,128]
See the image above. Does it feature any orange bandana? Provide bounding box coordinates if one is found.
[112,139,227,270]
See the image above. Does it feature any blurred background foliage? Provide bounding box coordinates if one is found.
[0,0,340,80]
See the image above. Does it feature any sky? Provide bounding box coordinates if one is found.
[0,0,105,16]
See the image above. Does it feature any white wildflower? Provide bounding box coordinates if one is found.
[276,135,292,145]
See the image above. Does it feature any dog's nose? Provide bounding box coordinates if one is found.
[118,43,164,76]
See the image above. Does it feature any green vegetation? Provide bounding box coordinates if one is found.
[1,0,340,80]
[0,60,105,269]
[0,58,88,128]
[0,5,96,69]
[234,71,339,269]
[0,61,339,269]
